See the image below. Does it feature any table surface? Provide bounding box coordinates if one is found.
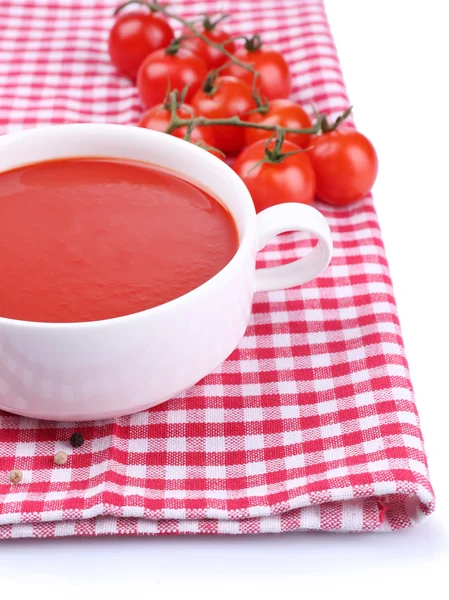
[0,1,447,596]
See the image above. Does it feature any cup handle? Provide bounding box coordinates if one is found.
[255,203,333,292]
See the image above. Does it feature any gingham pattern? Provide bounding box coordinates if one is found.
[0,0,434,538]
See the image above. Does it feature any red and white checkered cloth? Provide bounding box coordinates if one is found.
[0,0,435,538]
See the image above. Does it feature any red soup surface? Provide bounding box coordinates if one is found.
[0,158,238,323]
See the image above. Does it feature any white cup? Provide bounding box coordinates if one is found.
[0,124,332,421]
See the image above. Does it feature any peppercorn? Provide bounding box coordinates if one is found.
[8,469,23,484]
[54,451,68,465]
[69,432,84,448]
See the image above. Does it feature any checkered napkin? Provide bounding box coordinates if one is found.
[0,0,435,538]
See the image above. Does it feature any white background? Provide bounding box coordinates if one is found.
[1,1,448,597]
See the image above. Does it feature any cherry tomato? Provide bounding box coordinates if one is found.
[191,75,256,155]
[245,100,312,149]
[108,11,174,80]
[139,102,217,148]
[233,139,316,213]
[137,47,208,109]
[307,129,378,205]
[181,18,235,70]
[222,38,291,101]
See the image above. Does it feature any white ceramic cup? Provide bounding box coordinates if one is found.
[0,124,332,421]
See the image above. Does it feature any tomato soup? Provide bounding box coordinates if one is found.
[0,158,238,323]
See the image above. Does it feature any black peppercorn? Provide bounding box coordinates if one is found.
[70,432,84,448]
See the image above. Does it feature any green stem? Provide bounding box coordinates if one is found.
[167,114,319,136]
[318,106,353,134]
[114,1,257,76]
[203,13,230,31]
[244,34,263,52]
[269,127,285,159]
[165,37,183,55]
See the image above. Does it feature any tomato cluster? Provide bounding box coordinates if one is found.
[109,4,378,210]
